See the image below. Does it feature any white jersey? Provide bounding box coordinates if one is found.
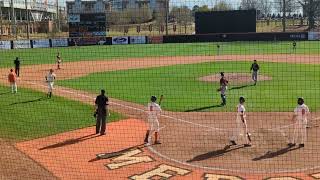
[236,104,246,121]
[46,73,56,82]
[294,104,309,121]
[147,102,161,119]
[237,104,246,116]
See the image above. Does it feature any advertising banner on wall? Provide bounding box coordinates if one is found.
[308,32,320,40]
[51,38,68,47]
[148,36,163,44]
[32,39,50,48]
[112,36,128,45]
[68,14,80,23]
[0,41,11,49]
[129,36,146,44]
[13,40,31,49]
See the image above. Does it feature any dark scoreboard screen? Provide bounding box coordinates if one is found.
[195,10,256,34]
[69,13,106,37]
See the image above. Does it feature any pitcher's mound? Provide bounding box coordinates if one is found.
[199,73,272,85]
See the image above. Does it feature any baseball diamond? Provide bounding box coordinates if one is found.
[2,0,320,178]
[1,39,320,179]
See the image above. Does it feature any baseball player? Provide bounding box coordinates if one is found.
[229,96,251,147]
[218,72,228,106]
[14,57,20,77]
[216,44,220,55]
[144,96,162,144]
[250,60,260,85]
[8,69,17,93]
[288,97,310,148]
[45,69,56,98]
[292,40,297,53]
[56,52,62,70]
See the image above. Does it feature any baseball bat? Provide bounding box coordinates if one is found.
[159,95,164,105]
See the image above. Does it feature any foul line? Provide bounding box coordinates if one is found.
[22,80,320,173]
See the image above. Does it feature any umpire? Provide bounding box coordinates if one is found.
[94,89,109,135]
[14,57,20,77]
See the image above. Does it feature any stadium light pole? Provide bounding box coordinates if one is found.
[165,0,169,35]
[0,1,3,35]
[11,0,17,38]
[25,0,30,39]
[56,0,60,32]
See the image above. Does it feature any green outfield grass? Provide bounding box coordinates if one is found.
[0,41,319,68]
[0,86,124,141]
[58,61,320,112]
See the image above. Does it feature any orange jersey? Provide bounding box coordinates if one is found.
[8,72,16,83]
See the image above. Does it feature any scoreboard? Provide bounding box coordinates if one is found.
[69,13,106,37]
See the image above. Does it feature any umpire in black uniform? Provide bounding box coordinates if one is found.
[94,89,109,135]
[14,57,20,77]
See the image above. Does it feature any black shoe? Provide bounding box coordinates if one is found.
[288,143,295,147]
[154,140,161,144]
[244,144,252,147]
[230,140,237,145]
[100,133,106,136]
[299,144,304,147]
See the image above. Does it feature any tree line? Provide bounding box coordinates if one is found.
[106,0,319,31]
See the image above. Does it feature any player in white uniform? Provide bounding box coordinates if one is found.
[288,97,310,147]
[230,97,251,147]
[45,69,56,98]
[144,96,162,144]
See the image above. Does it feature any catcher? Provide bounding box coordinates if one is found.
[144,96,162,144]
[217,72,228,106]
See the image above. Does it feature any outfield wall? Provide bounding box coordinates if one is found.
[0,32,319,50]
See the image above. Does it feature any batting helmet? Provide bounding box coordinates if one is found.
[239,96,245,103]
[151,96,157,102]
[298,97,304,105]
[220,72,224,76]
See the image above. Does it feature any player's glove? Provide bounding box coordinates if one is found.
[217,88,221,92]
[93,111,97,118]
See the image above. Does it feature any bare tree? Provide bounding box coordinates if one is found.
[257,0,273,15]
[274,0,299,31]
[298,0,320,30]
[170,6,193,24]
[240,0,272,15]
[212,0,233,11]
[240,0,258,10]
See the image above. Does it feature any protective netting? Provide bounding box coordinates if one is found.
[1,0,320,179]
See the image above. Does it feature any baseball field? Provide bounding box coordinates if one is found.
[1,41,320,179]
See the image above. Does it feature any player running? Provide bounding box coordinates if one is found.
[144,96,162,145]
[288,97,310,148]
[229,96,251,147]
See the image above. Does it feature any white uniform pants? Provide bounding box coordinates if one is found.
[292,119,307,144]
[148,117,159,133]
[231,117,249,144]
[10,82,17,93]
[48,82,54,92]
